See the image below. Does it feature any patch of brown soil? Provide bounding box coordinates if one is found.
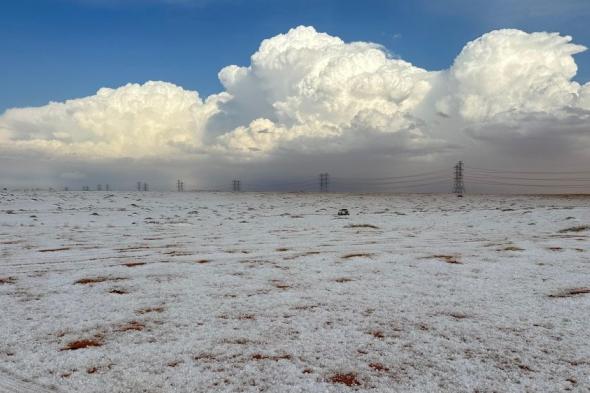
[136,306,165,314]
[61,338,103,351]
[86,367,98,374]
[271,280,291,289]
[283,251,321,260]
[329,373,361,386]
[369,363,389,372]
[118,321,145,332]
[501,246,524,252]
[342,253,374,259]
[194,353,216,362]
[0,277,16,285]
[251,353,291,361]
[449,312,468,319]
[559,225,590,233]
[432,255,462,264]
[371,330,385,338]
[196,259,210,264]
[346,224,379,229]
[163,250,193,257]
[549,287,590,298]
[39,247,71,253]
[276,247,289,252]
[75,277,126,285]
[123,262,146,267]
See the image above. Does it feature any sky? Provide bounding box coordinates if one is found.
[0,0,589,192]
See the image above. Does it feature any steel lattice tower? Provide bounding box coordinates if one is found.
[319,173,329,192]
[453,161,465,197]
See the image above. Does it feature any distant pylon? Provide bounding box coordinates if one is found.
[143,182,148,192]
[137,182,142,191]
[232,180,241,192]
[319,173,329,192]
[105,184,110,191]
[453,161,465,197]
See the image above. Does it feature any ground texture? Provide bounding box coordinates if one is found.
[1,192,589,392]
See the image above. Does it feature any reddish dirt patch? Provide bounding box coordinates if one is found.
[329,373,361,386]
[251,353,291,361]
[39,247,71,253]
[61,338,103,351]
[0,277,16,285]
[75,277,126,285]
[432,255,462,264]
[118,321,145,332]
[136,306,165,314]
[369,362,389,372]
[342,253,374,259]
[271,279,291,289]
[123,262,146,267]
[549,287,590,298]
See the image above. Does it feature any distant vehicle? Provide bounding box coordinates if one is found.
[338,208,349,216]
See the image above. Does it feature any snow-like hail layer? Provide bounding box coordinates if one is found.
[0,26,589,160]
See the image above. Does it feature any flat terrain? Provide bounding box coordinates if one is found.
[0,191,589,392]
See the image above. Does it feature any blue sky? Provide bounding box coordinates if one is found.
[1,0,589,113]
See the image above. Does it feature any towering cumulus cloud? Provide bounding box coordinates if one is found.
[0,81,219,158]
[0,26,588,173]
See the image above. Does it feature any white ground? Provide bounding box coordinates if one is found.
[0,191,589,393]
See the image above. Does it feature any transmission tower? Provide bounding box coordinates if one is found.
[232,180,241,192]
[143,182,148,192]
[177,179,182,192]
[453,161,465,197]
[137,182,142,191]
[105,184,110,191]
[319,173,329,192]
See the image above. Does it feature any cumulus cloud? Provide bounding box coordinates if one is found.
[0,81,220,158]
[0,26,589,188]
[436,29,587,122]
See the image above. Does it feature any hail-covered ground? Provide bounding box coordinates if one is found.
[0,191,589,393]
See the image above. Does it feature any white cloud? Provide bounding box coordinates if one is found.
[437,29,587,122]
[0,26,589,187]
[0,81,219,159]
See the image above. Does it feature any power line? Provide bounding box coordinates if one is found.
[464,166,590,175]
